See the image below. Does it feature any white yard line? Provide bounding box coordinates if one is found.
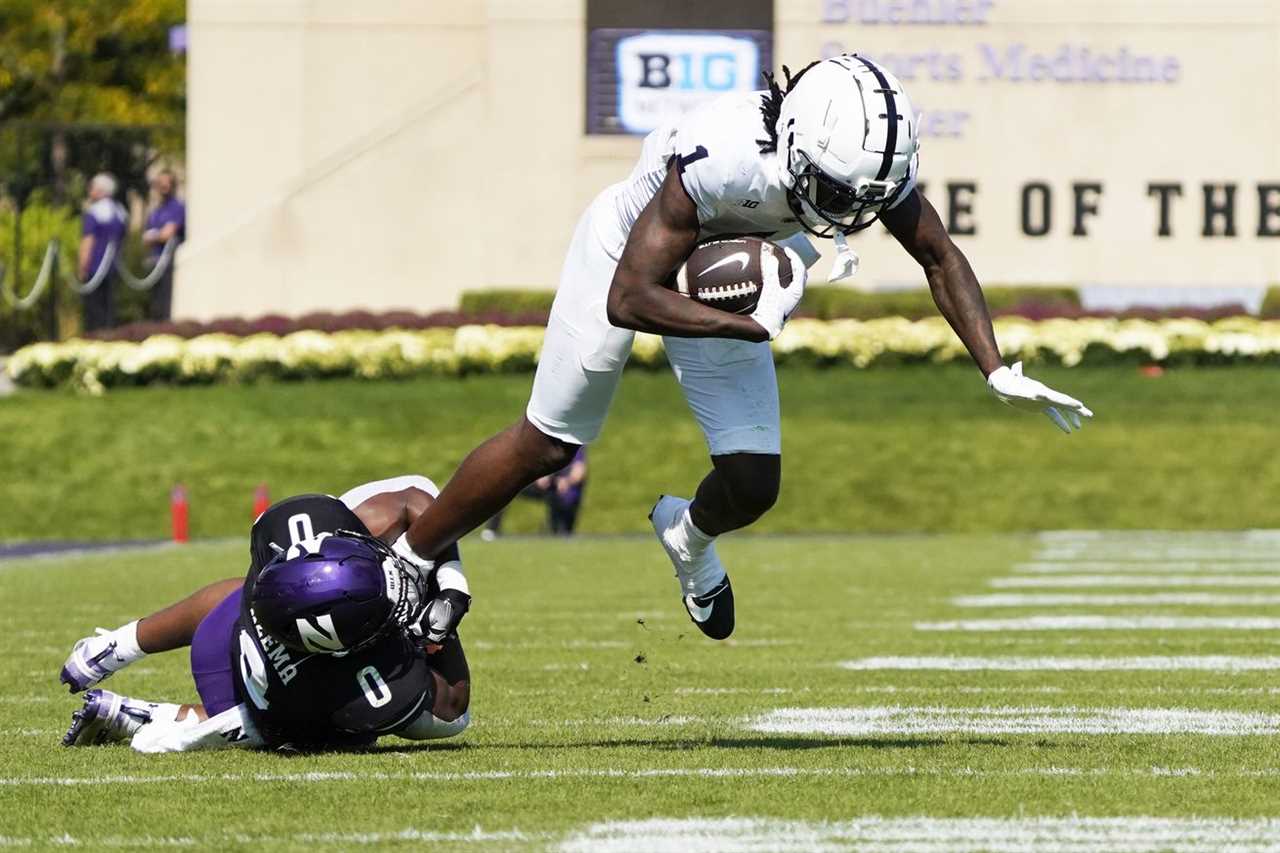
[559,816,1280,853]
[746,706,1280,736]
[3,765,1274,791]
[1015,561,1280,574]
[916,615,1280,631]
[841,656,1280,672]
[0,828,552,848]
[1038,529,1280,540]
[675,687,795,695]
[993,575,1280,588]
[473,640,629,650]
[954,593,1280,607]
[14,816,1280,853]
[1036,549,1280,561]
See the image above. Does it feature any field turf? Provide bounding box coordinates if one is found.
[3,365,1280,541]
[2,530,1279,850]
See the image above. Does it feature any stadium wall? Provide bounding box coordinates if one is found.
[176,0,1280,320]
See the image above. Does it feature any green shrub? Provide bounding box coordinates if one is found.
[0,203,82,352]
[459,289,556,315]
[800,284,1080,321]
[1261,285,1280,319]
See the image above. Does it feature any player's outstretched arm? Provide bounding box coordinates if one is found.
[882,189,1003,375]
[607,166,771,342]
[882,189,1092,433]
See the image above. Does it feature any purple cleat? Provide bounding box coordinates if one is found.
[62,690,153,747]
[60,629,129,693]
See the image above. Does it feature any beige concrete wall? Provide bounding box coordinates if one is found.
[177,0,1280,320]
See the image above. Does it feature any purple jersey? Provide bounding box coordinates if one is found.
[145,197,186,258]
[81,198,127,276]
[550,446,587,504]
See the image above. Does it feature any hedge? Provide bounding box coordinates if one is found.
[81,285,1276,346]
[8,317,1280,394]
[457,285,1081,322]
[1262,285,1280,319]
[458,289,557,315]
[800,284,1081,320]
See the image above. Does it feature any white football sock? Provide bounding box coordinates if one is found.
[679,508,715,550]
[676,507,724,595]
[111,621,148,664]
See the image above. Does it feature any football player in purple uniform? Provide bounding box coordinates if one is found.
[59,476,473,752]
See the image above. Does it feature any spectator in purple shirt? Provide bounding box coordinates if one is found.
[78,173,128,332]
[482,446,589,538]
[142,170,186,321]
[542,445,588,534]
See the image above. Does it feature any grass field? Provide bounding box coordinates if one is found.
[3,530,1280,850]
[3,365,1280,541]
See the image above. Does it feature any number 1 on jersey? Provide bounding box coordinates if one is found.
[675,146,709,172]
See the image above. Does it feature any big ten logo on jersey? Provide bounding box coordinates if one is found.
[616,32,760,134]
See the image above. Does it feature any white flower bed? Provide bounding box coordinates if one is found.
[7,317,1280,393]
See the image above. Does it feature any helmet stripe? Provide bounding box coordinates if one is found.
[853,56,898,181]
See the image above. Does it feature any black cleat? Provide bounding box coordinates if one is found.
[682,576,735,640]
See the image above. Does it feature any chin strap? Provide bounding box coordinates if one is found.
[829,231,860,282]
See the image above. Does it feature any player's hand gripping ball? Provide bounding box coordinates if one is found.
[669,237,793,316]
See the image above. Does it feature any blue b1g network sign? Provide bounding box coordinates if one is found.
[587,29,771,135]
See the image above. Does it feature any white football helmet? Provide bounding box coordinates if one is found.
[775,54,920,237]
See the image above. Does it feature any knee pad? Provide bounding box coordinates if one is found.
[724,466,780,518]
[394,709,471,741]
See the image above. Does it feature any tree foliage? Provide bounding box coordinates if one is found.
[0,1,185,348]
[0,0,185,125]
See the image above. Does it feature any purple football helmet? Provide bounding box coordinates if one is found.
[250,531,426,655]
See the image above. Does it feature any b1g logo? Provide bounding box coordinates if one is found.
[616,32,760,134]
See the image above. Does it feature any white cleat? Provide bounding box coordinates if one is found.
[649,495,735,640]
[60,629,131,693]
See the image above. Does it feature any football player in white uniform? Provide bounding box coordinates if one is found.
[402,55,1092,639]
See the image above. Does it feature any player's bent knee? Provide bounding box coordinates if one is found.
[719,455,781,519]
[518,417,581,475]
[733,480,779,519]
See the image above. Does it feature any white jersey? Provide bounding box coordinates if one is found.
[533,94,805,451]
[592,92,820,267]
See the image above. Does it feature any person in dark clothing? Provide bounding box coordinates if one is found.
[78,173,127,332]
[141,170,186,321]
[483,446,588,538]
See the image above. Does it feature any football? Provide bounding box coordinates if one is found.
[669,236,792,315]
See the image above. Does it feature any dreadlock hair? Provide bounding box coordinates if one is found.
[756,60,822,155]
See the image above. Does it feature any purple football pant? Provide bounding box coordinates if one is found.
[190,589,242,716]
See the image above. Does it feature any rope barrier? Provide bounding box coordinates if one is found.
[2,235,176,310]
[61,240,117,296]
[116,238,177,291]
[0,241,59,310]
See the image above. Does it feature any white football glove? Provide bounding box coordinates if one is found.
[750,245,807,340]
[987,361,1094,434]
